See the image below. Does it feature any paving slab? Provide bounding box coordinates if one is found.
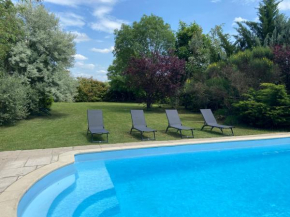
[25,156,52,167]
[0,166,36,179]
[0,177,18,193]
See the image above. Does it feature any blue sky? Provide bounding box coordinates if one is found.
[41,0,290,81]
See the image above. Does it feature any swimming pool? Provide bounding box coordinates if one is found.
[18,138,290,217]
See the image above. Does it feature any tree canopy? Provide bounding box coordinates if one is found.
[124,52,186,108]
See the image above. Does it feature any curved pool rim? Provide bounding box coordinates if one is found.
[1,133,290,217]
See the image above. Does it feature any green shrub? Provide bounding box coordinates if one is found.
[75,77,109,102]
[233,83,290,127]
[0,75,30,125]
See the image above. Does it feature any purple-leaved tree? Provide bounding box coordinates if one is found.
[124,52,186,109]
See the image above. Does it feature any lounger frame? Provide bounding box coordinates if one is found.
[200,109,234,136]
[130,110,156,141]
[165,110,194,139]
[87,110,109,143]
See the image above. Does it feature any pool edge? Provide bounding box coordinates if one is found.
[1,133,290,217]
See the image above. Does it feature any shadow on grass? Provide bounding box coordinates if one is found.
[28,111,69,120]
[0,111,69,129]
[81,131,109,143]
[129,131,156,141]
[199,128,233,136]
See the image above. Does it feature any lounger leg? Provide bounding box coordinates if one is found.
[106,133,109,142]
[211,127,214,131]
[165,126,169,133]
[220,128,223,134]
[201,125,205,130]
[153,131,156,140]
[91,133,93,142]
[231,128,234,136]
[130,127,133,134]
[180,130,183,139]
[141,132,143,140]
[191,129,194,138]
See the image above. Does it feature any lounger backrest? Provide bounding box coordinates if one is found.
[87,110,104,129]
[131,110,146,127]
[165,110,182,126]
[200,109,217,124]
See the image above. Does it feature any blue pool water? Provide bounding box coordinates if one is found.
[19,138,290,217]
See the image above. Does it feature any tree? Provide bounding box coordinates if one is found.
[108,14,175,97]
[209,25,235,58]
[234,83,290,127]
[273,45,290,92]
[234,0,281,49]
[9,2,76,111]
[75,77,109,102]
[0,0,23,72]
[175,21,201,61]
[124,52,186,109]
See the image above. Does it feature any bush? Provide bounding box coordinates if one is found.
[0,75,30,125]
[75,77,109,102]
[233,83,290,127]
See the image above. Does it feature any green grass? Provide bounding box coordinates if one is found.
[0,102,286,151]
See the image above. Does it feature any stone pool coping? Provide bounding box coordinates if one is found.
[1,133,290,217]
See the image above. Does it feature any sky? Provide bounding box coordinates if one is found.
[39,0,290,81]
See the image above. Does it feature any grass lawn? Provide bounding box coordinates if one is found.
[0,102,286,151]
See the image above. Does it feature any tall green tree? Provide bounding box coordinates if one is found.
[210,25,235,58]
[9,2,76,110]
[0,0,23,72]
[235,0,281,50]
[175,21,201,61]
[108,14,175,96]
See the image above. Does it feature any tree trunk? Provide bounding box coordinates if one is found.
[146,101,151,109]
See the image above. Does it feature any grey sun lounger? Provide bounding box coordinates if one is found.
[87,110,109,143]
[130,110,157,141]
[200,109,234,135]
[165,110,194,138]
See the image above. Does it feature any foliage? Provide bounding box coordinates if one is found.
[234,83,290,127]
[75,77,109,102]
[8,2,76,110]
[234,0,281,49]
[182,47,280,111]
[124,52,186,108]
[273,45,290,92]
[209,25,235,58]
[0,75,30,125]
[0,0,23,71]
[52,70,78,102]
[108,14,175,98]
[175,21,202,61]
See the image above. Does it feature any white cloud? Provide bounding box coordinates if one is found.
[57,13,85,28]
[211,0,221,3]
[91,46,114,53]
[73,54,88,60]
[44,0,117,7]
[90,18,127,33]
[90,5,129,33]
[93,6,113,17]
[71,31,91,43]
[279,0,290,11]
[97,70,108,74]
[232,17,247,25]
[75,62,95,70]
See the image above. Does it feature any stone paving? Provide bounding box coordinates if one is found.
[0,145,104,194]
